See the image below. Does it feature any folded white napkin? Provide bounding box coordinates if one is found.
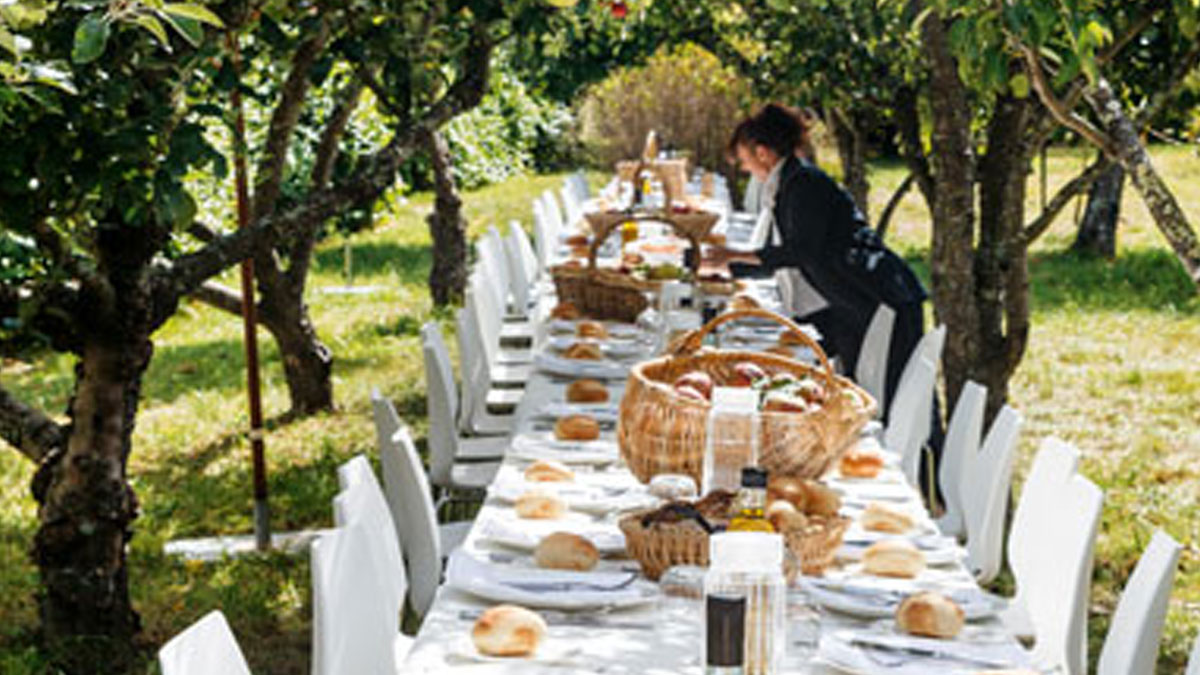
[472,511,627,554]
[534,353,629,379]
[509,433,621,465]
[534,402,621,423]
[816,628,1034,674]
[489,479,655,515]
[445,550,651,610]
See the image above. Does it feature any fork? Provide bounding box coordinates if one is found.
[500,572,639,593]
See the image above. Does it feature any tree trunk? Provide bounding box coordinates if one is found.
[32,336,148,672]
[257,276,333,415]
[920,11,979,412]
[1086,78,1200,286]
[422,128,468,307]
[829,107,871,219]
[975,95,1034,421]
[1073,160,1123,259]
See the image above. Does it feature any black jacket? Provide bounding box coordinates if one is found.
[741,156,926,322]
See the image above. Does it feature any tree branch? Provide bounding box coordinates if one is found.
[1019,44,1117,157]
[0,384,64,464]
[190,281,244,316]
[1022,155,1110,244]
[893,86,935,207]
[252,20,331,221]
[311,81,364,190]
[876,172,915,239]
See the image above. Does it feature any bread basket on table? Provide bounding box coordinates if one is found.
[617,308,876,485]
[550,212,710,323]
[618,500,850,581]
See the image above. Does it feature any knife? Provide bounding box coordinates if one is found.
[848,638,1014,669]
[458,610,653,631]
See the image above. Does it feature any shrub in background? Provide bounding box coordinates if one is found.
[577,43,752,172]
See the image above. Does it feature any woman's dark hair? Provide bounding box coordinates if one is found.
[727,103,811,161]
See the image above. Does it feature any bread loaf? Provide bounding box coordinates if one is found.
[779,329,808,346]
[729,293,760,311]
[471,605,547,657]
[766,499,808,533]
[514,491,567,520]
[534,532,599,571]
[895,592,965,639]
[839,447,884,478]
[565,378,608,403]
[862,539,926,578]
[575,320,608,339]
[562,342,603,360]
[799,479,842,517]
[550,302,581,320]
[554,414,600,441]
[524,460,574,483]
[861,502,915,534]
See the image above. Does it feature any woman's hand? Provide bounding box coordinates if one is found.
[707,246,761,267]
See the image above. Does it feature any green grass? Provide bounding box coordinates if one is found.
[1,149,1199,673]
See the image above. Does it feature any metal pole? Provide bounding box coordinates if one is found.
[227,32,271,551]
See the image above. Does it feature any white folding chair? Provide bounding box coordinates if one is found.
[1002,437,1082,639]
[423,336,502,493]
[1098,530,1182,675]
[894,324,946,401]
[965,405,1022,583]
[935,380,987,538]
[475,232,511,312]
[468,274,533,366]
[540,190,565,238]
[337,454,375,491]
[159,610,251,675]
[559,184,582,229]
[568,170,590,200]
[371,391,473,618]
[503,221,533,312]
[420,322,512,440]
[854,304,896,417]
[883,356,936,485]
[510,220,540,284]
[310,525,408,675]
[454,307,524,424]
[1188,631,1200,675]
[331,466,407,619]
[532,199,553,270]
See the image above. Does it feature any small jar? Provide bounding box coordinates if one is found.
[703,533,786,675]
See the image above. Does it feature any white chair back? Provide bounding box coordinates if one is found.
[936,380,987,538]
[159,610,251,675]
[454,306,490,435]
[540,190,564,236]
[503,221,532,311]
[559,184,582,228]
[337,454,375,492]
[467,276,502,368]
[371,391,443,619]
[1098,530,1182,675]
[331,467,407,617]
[1188,631,1200,675]
[568,170,590,200]
[310,526,399,675]
[510,220,540,283]
[895,324,946,400]
[422,330,460,488]
[855,304,896,416]
[1025,473,1103,675]
[1009,437,1082,609]
[885,356,936,484]
[532,199,552,270]
[484,226,511,293]
[965,405,1022,582]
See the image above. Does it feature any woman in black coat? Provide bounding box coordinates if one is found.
[713,104,939,450]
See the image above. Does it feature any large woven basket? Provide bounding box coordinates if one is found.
[618,509,850,580]
[550,213,702,322]
[617,308,876,484]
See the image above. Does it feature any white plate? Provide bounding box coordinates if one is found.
[509,433,621,465]
[490,481,655,515]
[814,625,1034,674]
[802,578,998,621]
[445,551,655,611]
[534,353,629,379]
[838,542,965,567]
[474,511,627,554]
[447,636,585,665]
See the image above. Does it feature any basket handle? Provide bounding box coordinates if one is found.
[671,307,837,385]
[587,212,702,275]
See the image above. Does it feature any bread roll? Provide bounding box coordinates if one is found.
[554,414,600,441]
[674,385,708,403]
[765,345,796,358]
[729,293,760,311]
[524,459,574,483]
[575,320,608,339]
[514,491,567,520]
[895,592,965,639]
[565,233,589,247]
[471,605,547,657]
[767,475,808,511]
[673,371,714,399]
[779,329,808,346]
[839,447,884,478]
[551,302,581,320]
[762,391,810,414]
[766,499,808,533]
[861,502,915,534]
[534,532,599,571]
[799,479,842,517]
[862,539,926,578]
[729,361,768,387]
[563,342,603,360]
[565,378,608,403]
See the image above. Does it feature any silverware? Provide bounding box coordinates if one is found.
[849,638,1014,669]
[500,572,639,593]
[457,609,653,631]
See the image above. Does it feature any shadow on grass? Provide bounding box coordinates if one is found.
[899,247,1198,315]
[312,240,432,285]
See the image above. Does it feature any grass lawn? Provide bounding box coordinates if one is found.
[1,147,1198,673]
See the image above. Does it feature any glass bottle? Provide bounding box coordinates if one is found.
[704,532,786,675]
[705,593,745,675]
[728,467,774,533]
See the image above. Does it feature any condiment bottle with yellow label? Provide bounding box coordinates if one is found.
[728,467,774,533]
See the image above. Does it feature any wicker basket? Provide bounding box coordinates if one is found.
[617,308,876,484]
[618,509,850,580]
[550,213,703,322]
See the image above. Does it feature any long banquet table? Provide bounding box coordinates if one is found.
[401,248,1035,674]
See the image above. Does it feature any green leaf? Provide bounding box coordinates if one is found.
[0,27,18,57]
[27,63,78,95]
[133,14,170,46]
[71,14,110,64]
[1010,72,1030,98]
[158,12,203,46]
[160,4,224,28]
